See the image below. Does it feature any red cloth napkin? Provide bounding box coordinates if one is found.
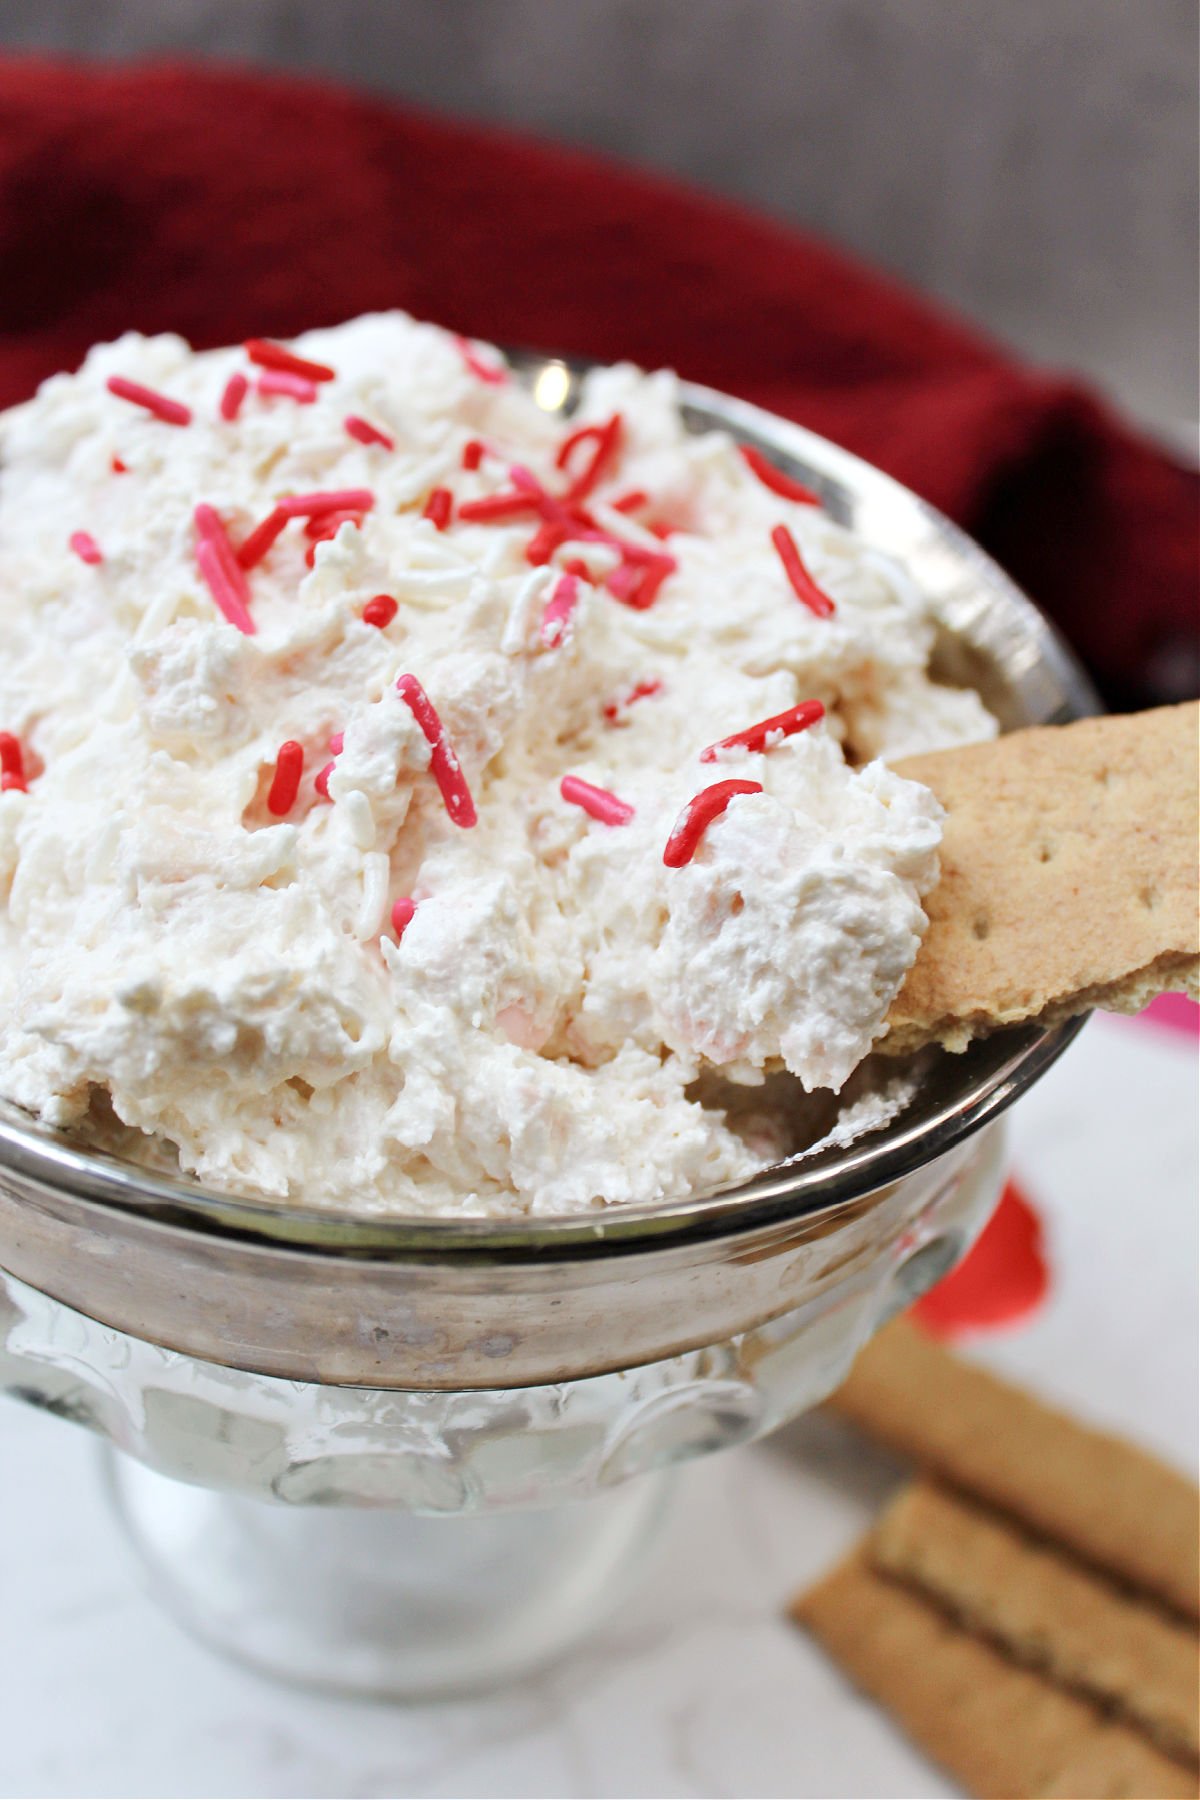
[1,57,1194,707]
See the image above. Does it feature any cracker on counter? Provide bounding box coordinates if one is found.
[827,1319,1200,1622]
[871,1480,1199,1765]
[792,1552,1199,1800]
[882,701,1199,1055]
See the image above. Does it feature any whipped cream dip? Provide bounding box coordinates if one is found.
[0,314,995,1216]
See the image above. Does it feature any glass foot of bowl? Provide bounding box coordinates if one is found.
[102,1445,670,1698]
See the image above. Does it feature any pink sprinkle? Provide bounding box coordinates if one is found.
[257,371,317,404]
[277,489,375,519]
[220,372,248,422]
[700,699,825,763]
[423,487,453,531]
[560,774,634,826]
[540,574,580,648]
[266,741,304,816]
[329,732,345,755]
[0,732,27,793]
[391,897,417,939]
[603,677,662,722]
[395,673,477,828]
[462,439,485,471]
[663,780,763,868]
[236,506,290,570]
[314,761,335,799]
[345,414,394,450]
[457,490,541,523]
[245,338,336,383]
[194,505,256,634]
[362,594,398,628]
[771,524,836,619]
[453,333,507,385]
[106,375,191,427]
[69,531,102,565]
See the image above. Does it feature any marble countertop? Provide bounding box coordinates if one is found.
[3,1008,1196,1800]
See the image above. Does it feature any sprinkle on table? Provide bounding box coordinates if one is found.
[560,775,634,826]
[266,741,304,816]
[462,439,485,471]
[700,699,825,762]
[68,531,102,565]
[663,779,763,868]
[256,371,317,404]
[219,373,248,422]
[0,732,27,793]
[391,897,417,940]
[453,334,507,385]
[739,444,821,506]
[362,594,398,629]
[193,504,256,634]
[540,574,579,648]
[106,376,192,427]
[244,339,336,383]
[770,524,836,619]
[423,488,453,531]
[395,674,477,828]
[345,414,394,450]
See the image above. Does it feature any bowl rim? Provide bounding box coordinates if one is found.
[0,363,1100,1263]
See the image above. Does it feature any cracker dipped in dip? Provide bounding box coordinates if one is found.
[0,314,997,1216]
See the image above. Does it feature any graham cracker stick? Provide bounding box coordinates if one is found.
[792,1552,1198,1799]
[871,1480,1199,1763]
[882,701,1199,1055]
[828,1319,1199,1621]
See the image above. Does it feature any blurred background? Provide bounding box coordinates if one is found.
[3,0,1197,452]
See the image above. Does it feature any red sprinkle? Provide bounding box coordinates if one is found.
[395,674,477,828]
[461,439,485,471]
[563,557,592,580]
[540,574,580,648]
[362,594,398,629]
[106,376,191,427]
[391,897,417,939]
[111,456,128,474]
[194,505,256,634]
[771,524,836,619]
[257,371,317,404]
[525,519,571,565]
[423,487,453,531]
[313,761,335,799]
[610,490,649,514]
[278,489,375,519]
[603,677,662,721]
[700,699,825,763]
[236,506,290,570]
[244,338,336,383]
[219,372,248,422]
[663,779,763,867]
[345,414,394,450]
[266,741,304,815]
[740,444,821,506]
[560,775,634,826]
[68,531,102,565]
[303,509,363,540]
[556,414,622,504]
[457,490,542,524]
[454,334,507,385]
[606,551,676,611]
[0,732,27,793]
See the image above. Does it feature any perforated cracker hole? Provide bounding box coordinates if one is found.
[1139,885,1160,911]
[972,914,991,941]
[1037,842,1056,863]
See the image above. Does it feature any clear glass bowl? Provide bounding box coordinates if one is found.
[0,364,1097,1695]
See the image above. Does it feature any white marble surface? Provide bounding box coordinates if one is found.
[2,1010,1196,1799]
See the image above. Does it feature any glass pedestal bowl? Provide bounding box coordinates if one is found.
[0,367,1096,1698]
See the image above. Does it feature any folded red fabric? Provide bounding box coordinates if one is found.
[0,57,1193,706]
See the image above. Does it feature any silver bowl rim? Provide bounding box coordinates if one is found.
[0,361,1099,1261]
